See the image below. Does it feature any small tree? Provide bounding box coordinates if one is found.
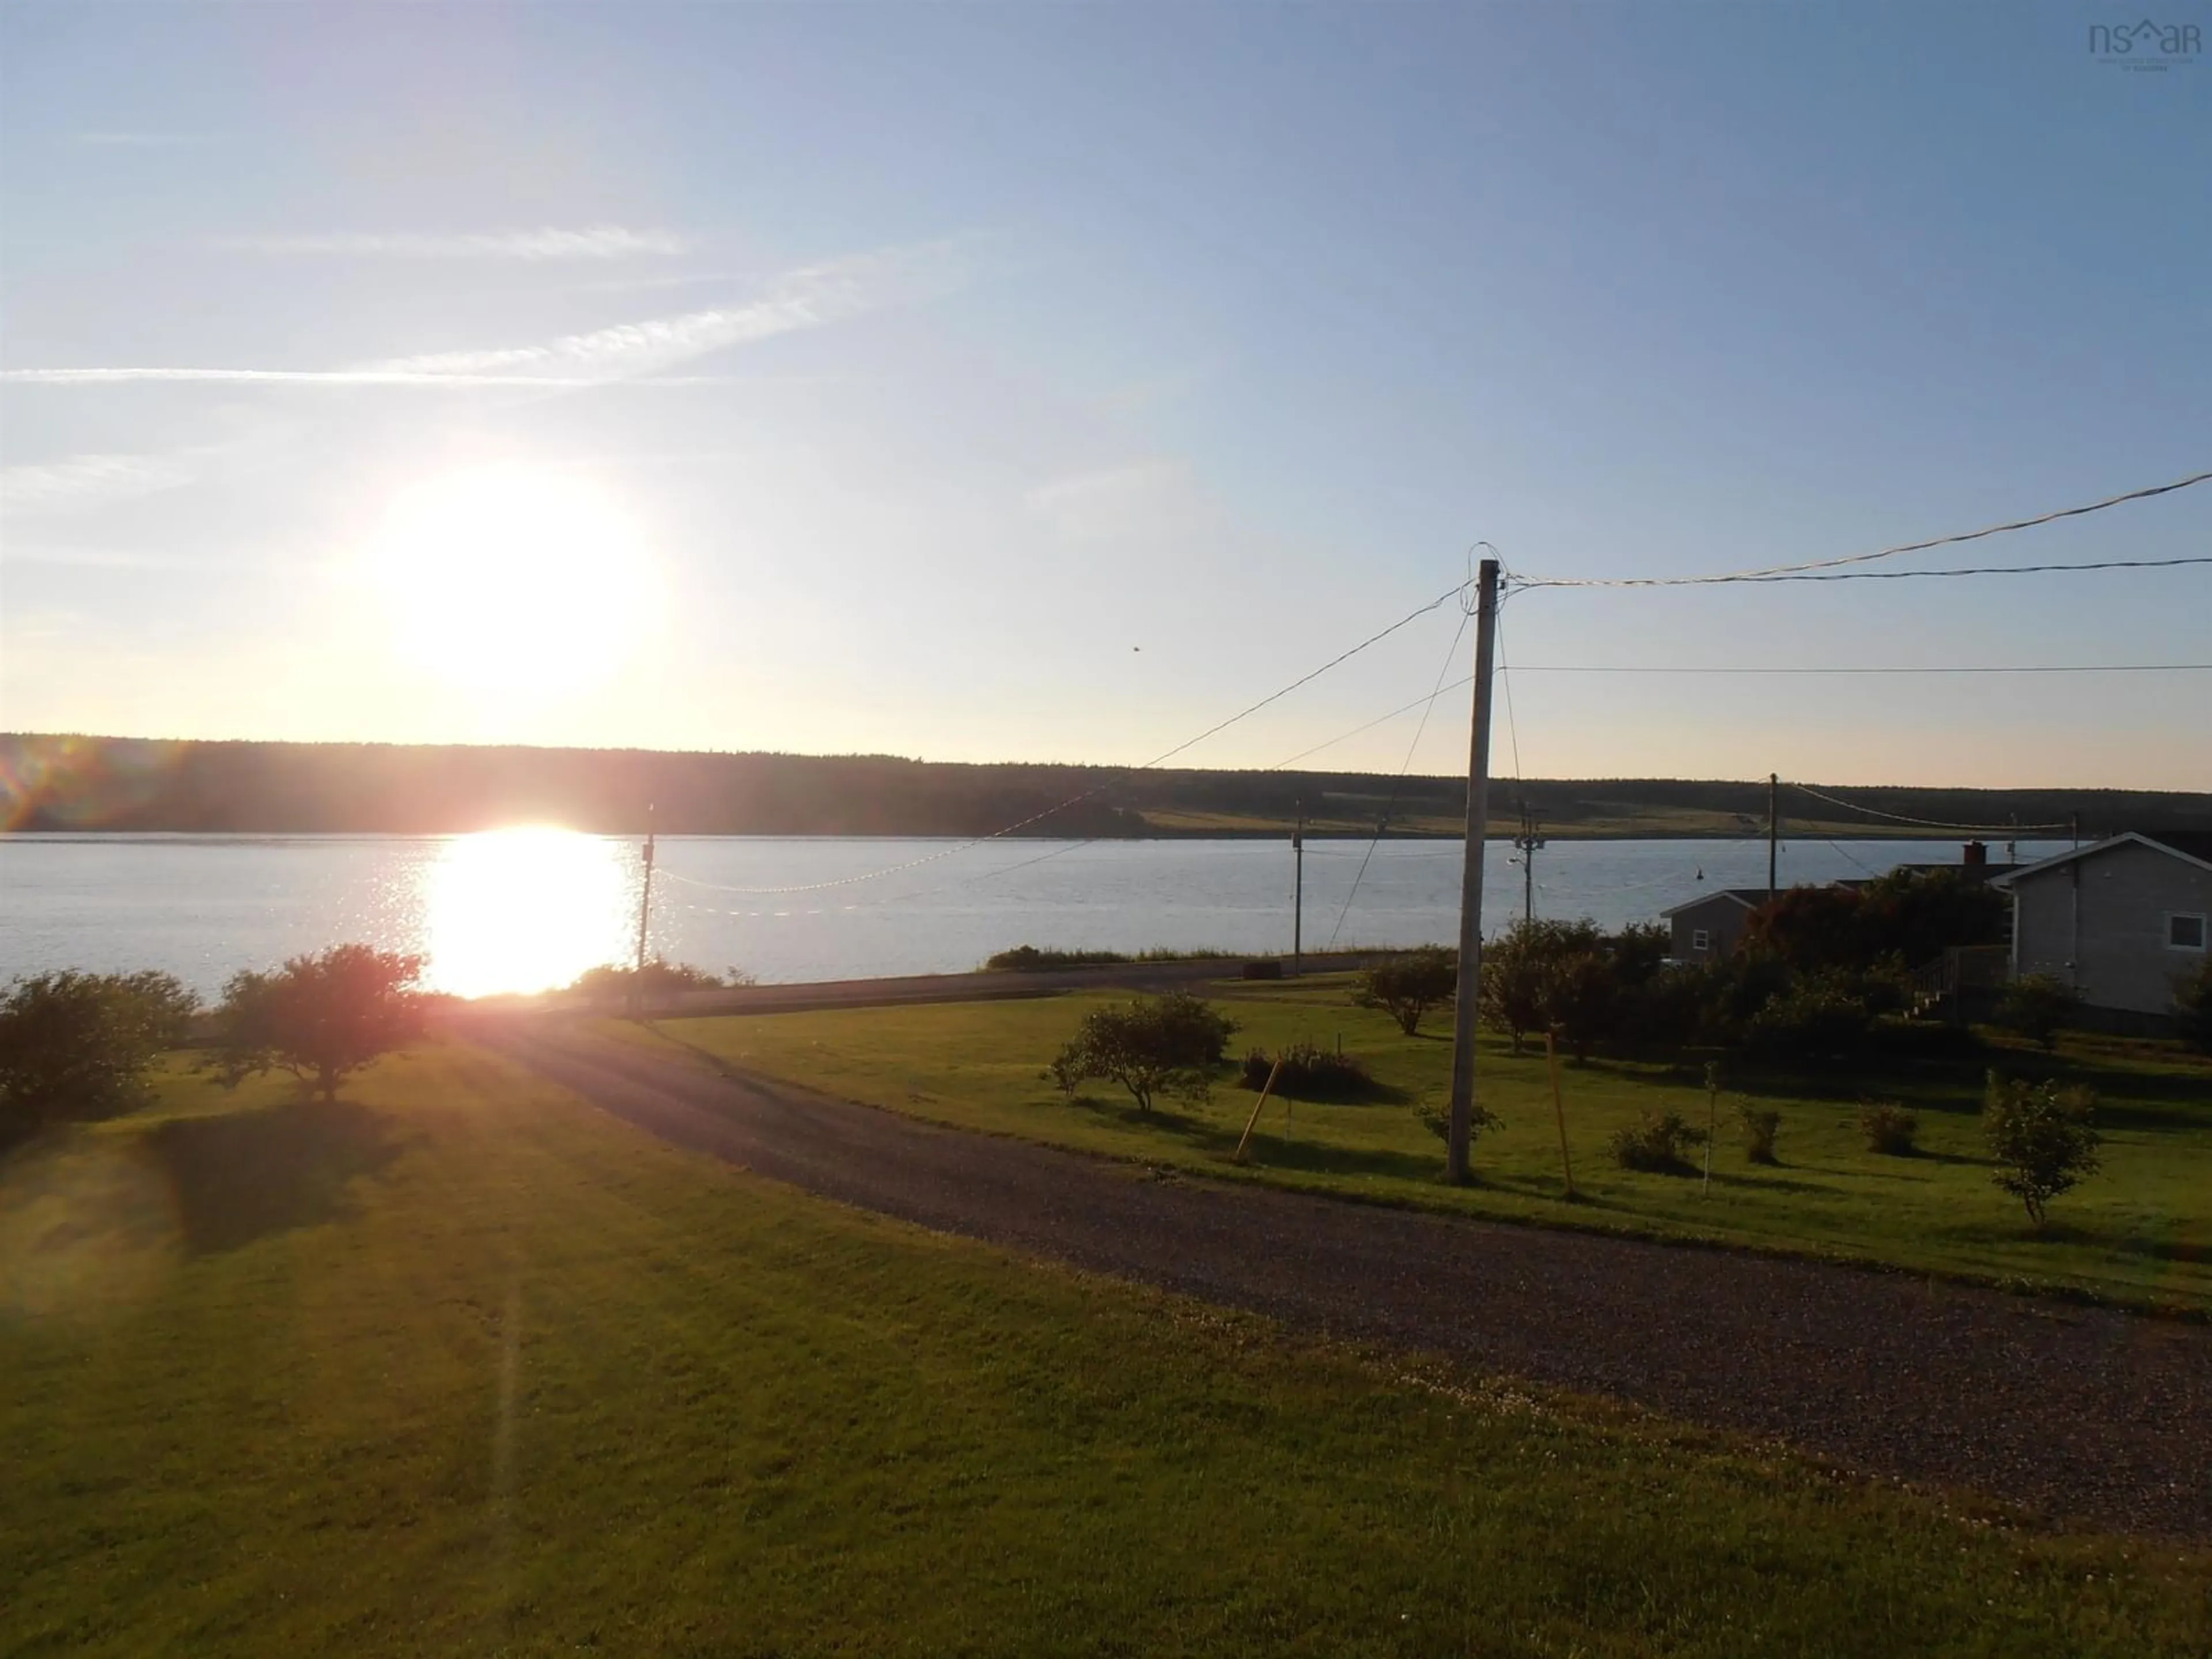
[1983,1072,2100,1228]
[2173,957,2212,1055]
[215,945,426,1102]
[1996,973,2082,1052]
[1051,991,1236,1114]
[0,970,198,1145]
[1357,946,1459,1037]
[1737,1103,1782,1165]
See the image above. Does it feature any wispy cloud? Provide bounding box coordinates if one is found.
[0,368,732,387]
[2,240,974,390]
[73,130,214,148]
[1,452,203,513]
[219,226,688,261]
[1025,462,1187,541]
[2,544,244,571]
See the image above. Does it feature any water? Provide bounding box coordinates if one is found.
[0,832,2059,1000]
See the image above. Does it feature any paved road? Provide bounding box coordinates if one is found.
[482,1018,2212,1540]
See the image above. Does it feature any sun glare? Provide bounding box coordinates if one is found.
[423,828,634,998]
[373,464,654,694]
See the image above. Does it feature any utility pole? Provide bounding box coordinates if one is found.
[1291,801,1305,976]
[1767,772,1779,907]
[1446,558,1501,1185]
[1513,810,1545,924]
[631,804,656,1018]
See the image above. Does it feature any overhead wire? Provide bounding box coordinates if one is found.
[653,577,1472,897]
[1507,467,2210,590]
[1259,659,2205,781]
[1787,781,2065,834]
[1324,603,1472,949]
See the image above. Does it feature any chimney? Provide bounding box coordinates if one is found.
[1963,840,1988,882]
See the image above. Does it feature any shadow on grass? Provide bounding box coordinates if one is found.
[2110,1228,2212,1266]
[143,1097,402,1255]
[1235,1078,1413,1108]
[1063,1093,1447,1182]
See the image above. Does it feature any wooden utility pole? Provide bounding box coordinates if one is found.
[1513,811,1545,924]
[1446,558,1501,1184]
[631,805,656,1018]
[1766,773,1779,907]
[1292,801,1305,976]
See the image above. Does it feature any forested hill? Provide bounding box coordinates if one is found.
[5,733,2207,840]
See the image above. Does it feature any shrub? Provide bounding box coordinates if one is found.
[1239,1040,1373,1101]
[1737,1103,1782,1165]
[986,945,1128,972]
[2171,956,2212,1054]
[0,969,199,1145]
[1743,978,1873,1060]
[573,959,750,1009]
[1858,1101,1919,1156]
[1997,974,2082,1051]
[1983,1072,2100,1227]
[1610,1109,1704,1174]
[1412,1098,1502,1149]
[1357,947,1459,1037]
[215,945,426,1103]
[1050,991,1237,1114]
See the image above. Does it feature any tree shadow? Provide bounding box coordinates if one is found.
[2108,1228,2212,1266]
[143,1098,403,1255]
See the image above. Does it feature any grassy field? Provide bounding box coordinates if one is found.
[3,1047,2209,1656]
[621,979,2212,1315]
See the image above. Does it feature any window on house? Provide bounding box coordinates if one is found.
[1691,929,1711,952]
[2169,912,2207,952]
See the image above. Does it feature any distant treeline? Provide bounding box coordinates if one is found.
[5,733,2207,841]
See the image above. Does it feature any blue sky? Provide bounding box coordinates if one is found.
[3,2,2206,789]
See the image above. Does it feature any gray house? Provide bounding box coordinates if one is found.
[1991,832,2212,1030]
[1662,888,1770,961]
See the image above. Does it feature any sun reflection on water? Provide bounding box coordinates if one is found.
[422,828,634,998]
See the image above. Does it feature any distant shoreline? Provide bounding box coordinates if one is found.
[3,733,2201,843]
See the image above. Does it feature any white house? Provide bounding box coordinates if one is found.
[1991,832,2212,1029]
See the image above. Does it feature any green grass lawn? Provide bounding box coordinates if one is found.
[5,1048,2210,1655]
[620,978,2212,1315]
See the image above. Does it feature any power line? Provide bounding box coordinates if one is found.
[1325,605,1471,949]
[654,578,1472,897]
[1728,554,2212,584]
[1505,660,2212,675]
[1788,781,2065,834]
[1262,658,2206,777]
[1509,467,2211,590]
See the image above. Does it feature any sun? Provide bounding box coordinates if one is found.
[372,463,655,694]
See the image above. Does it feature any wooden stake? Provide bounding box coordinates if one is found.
[1702,1060,1720,1195]
[1544,1028,1575,1198]
[1233,1054,1287,1165]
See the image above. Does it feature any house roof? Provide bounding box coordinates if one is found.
[1990,831,2212,888]
[1659,888,1768,919]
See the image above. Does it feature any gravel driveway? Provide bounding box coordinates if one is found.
[481,1019,2211,1540]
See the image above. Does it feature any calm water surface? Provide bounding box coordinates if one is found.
[0,832,2059,999]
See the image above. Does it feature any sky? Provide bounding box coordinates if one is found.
[2,1,2207,791]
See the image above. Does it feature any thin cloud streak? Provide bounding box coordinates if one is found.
[370,244,958,380]
[4,238,976,389]
[0,368,736,387]
[1,452,202,511]
[3,544,248,571]
[219,226,688,260]
[72,130,214,147]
